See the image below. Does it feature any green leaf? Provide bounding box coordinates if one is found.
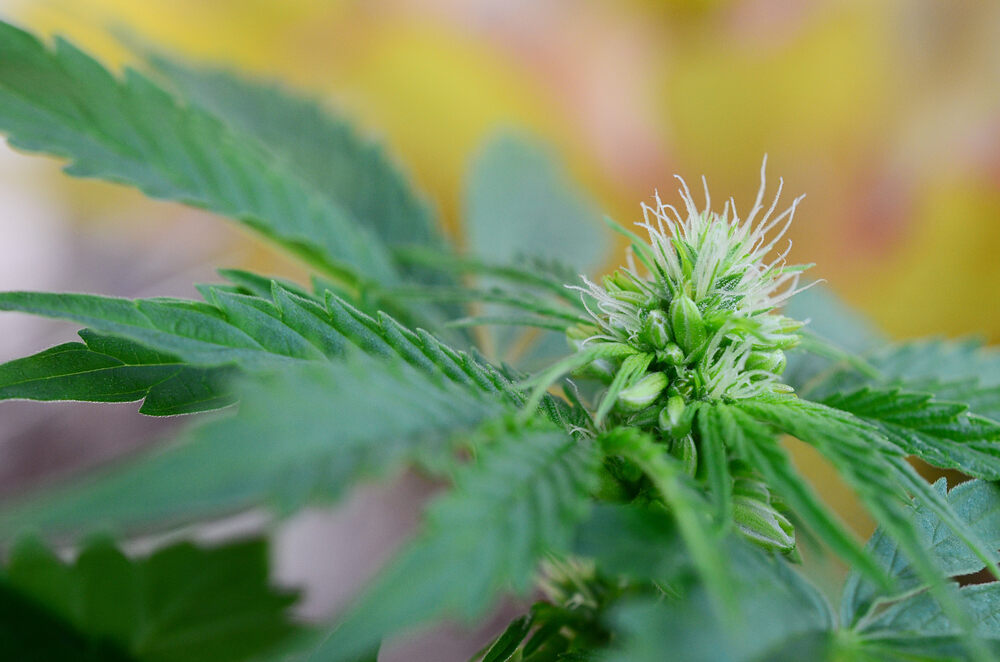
[823,386,1000,480]
[1,536,299,662]
[863,583,1000,638]
[698,402,882,586]
[604,542,833,662]
[0,337,237,415]
[465,132,608,275]
[462,132,607,362]
[0,284,521,399]
[572,503,687,584]
[478,614,534,662]
[842,479,1000,627]
[0,21,397,284]
[597,428,734,610]
[0,355,506,536]
[741,399,1000,661]
[310,426,599,661]
[146,53,441,255]
[806,339,1000,425]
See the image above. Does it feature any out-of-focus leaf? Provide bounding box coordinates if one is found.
[0,355,506,537]
[312,427,599,661]
[1,536,299,662]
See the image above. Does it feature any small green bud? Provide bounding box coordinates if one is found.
[629,405,661,428]
[656,342,685,366]
[640,309,671,349]
[605,270,643,293]
[746,349,786,375]
[579,358,616,382]
[595,466,631,502]
[768,383,796,395]
[617,372,668,411]
[732,496,796,553]
[667,378,694,400]
[732,475,771,501]
[658,395,692,438]
[610,289,648,306]
[772,334,802,350]
[776,317,804,334]
[670,434,698,477]
[669,294,706,355]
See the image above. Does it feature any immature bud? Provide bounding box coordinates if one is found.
[606,270,643,293]
[669,295,706,355]
[617,372,668,411]
[732,497,796,553]
[629,405,661,428]
[610,289,648,306]
[641,309,672,349]
[670,434,698,477]
[746,349,786,375]
[656,342,685,366]
[732,475,771,502]
[658,395,692,438]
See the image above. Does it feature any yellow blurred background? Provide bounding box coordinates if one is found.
[1,0,999,642]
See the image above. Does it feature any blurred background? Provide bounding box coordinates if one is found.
[0,0,998,659]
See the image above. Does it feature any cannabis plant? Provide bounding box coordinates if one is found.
[2,20,1000,662]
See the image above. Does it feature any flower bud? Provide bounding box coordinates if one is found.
[732,496,796,553]
[617,371,668,411]
[668,378,694,400]
[656,343,685,366]
[669,294,706,355]
[579,358,616,382]
[746,349,786,375]
[605,270,643,293]
[629,405,661,428]
[610,289,648,306]
[640,309,671,349]
[670,433,698,477]
[658,395,692,438]
[732,475,770,502]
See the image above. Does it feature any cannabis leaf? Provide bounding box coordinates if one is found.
[310,425,599,661]
[697,402,883,584]
[842,478,1000,626]
[603,537,834,662]
[0,21,396,284]
[0,334,236,415]
[836,479,1000,661]
[0,536,299,662]
[0,283,526,415]
[145,53,441,255]
[823,386,1000,480]
[805,338,1000,424]
[0,355,506,535]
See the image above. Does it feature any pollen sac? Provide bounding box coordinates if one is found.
[669,434,698,477]
[732,496,796,553]
[746,349,786,375]
[668,294,706,355]
[656,342,684,366]
[617,372,668,411]
[658,395,692,439]
[640,309,672,349]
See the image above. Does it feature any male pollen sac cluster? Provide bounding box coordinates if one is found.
[567,162,810,552]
